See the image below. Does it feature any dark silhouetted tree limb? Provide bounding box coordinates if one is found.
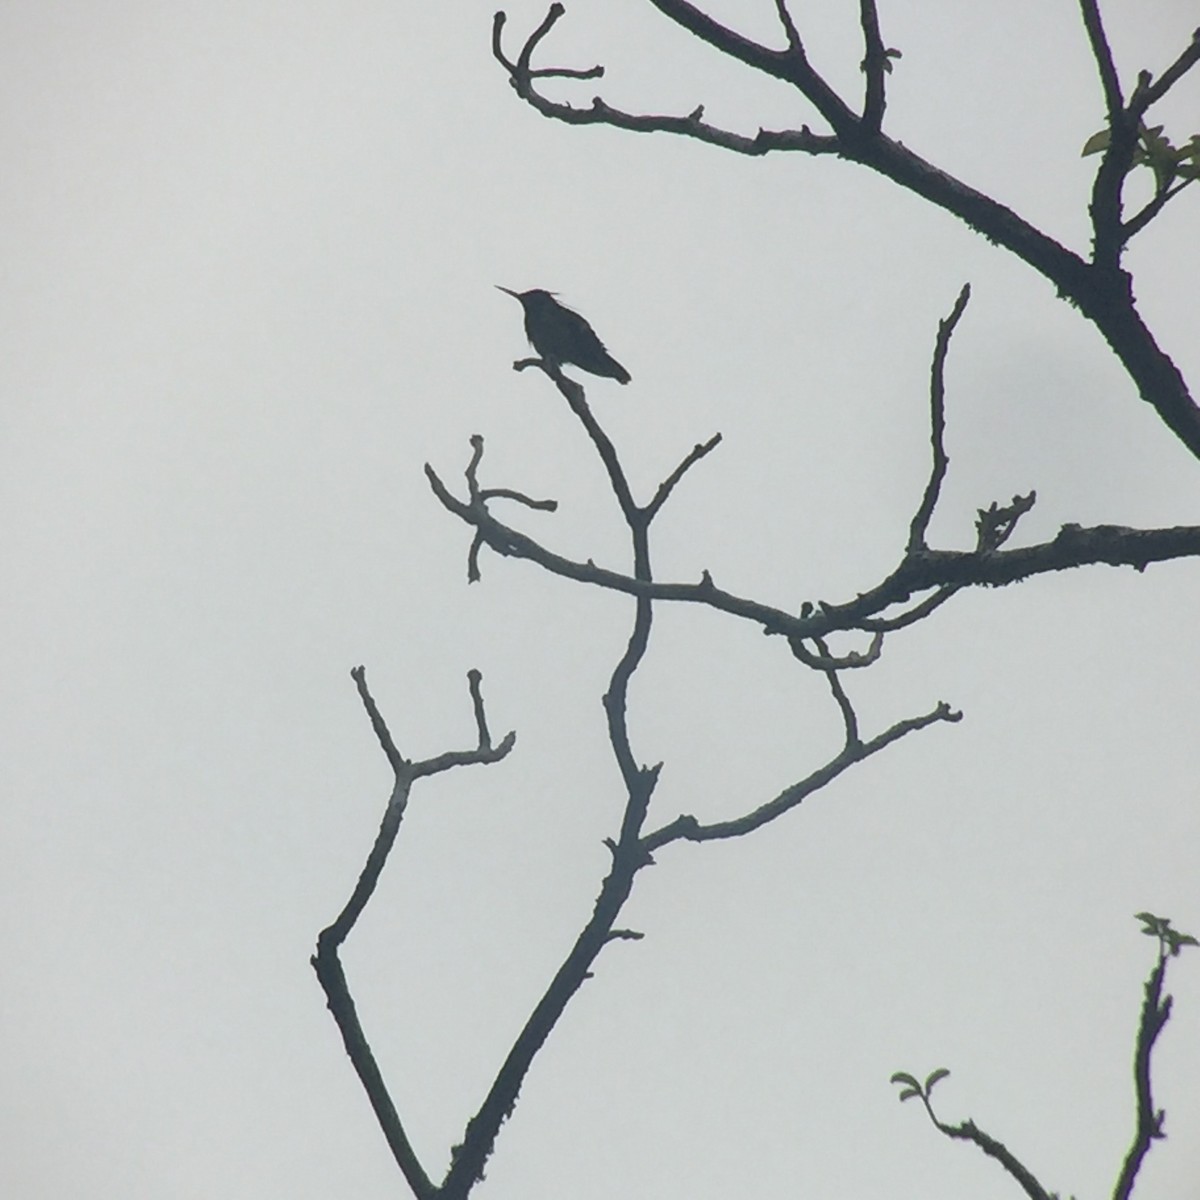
[312,668,514,1200]
[494,5,1200,459]
[429,290,1200,653]
[891,914,1196,1200]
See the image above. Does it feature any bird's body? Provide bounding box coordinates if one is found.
[497,287,630,384]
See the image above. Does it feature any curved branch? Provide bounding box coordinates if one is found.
[642,700,960,852]
[313,668,514,1200]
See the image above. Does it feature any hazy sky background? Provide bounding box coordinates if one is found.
[4,3,1199,1198]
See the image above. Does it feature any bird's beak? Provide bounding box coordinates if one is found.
[495,285,521,298]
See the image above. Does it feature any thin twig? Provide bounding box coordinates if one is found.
[352,664,407,775]
[814,635,860,746]
[859,0,888,131]
[857,585,960,632]
[1133,27,1200,112]
[641,700,960,852]
[1122,174,1196,241]
[644,433,723,520]
[774,0,802,53]
[1113,944,1173,1199]
[479,486,558,511]
[789,631,883,671]
[909,284,971,554]
[928,1114,1052,1200]
[1078,0,1123,118]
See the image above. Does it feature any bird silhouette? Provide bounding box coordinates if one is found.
[497,287,630,384]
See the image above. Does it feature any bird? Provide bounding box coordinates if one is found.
[497,287,631,384]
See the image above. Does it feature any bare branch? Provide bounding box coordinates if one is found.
[312,668,513,1200]
[465,431,486,497]
[1113,935,1177,1199]
[530,89,838,157]
[352,663,407,775]
[443,845,646,1197]
[444,304,668,1200]
[492,7,603,82]
[909,284,971,553]
[641,700,960,852]
[606,928,646,943]
[788,631,883,671]
[495,7,1200,459]
[814,635,861,747]
[643,0,858,130]
[1132,27,1200,113]
[974,492,1037,551]
[322,669,514,942]
[928,1115,1053,1200]
[774,0,802,53]
[644,433,723,520]
[431,460,1200,629]
[311,943,436,1200]
[1078,0,1123,119]
[467,529,485,583]
[515,3,568,80]
[859,0,888,131]
[1123,173,1196,241]
[857,585,960,632]
[480,486,558,511]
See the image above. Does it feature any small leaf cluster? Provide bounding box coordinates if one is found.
[1083,124,1200,191]
[889,1066,949,1104]
[1135,910,1198,957]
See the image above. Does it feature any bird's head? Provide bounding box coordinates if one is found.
[496,286,555,306]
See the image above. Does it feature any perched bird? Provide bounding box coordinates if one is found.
[497,287,630,384]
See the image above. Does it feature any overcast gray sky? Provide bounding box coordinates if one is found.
[3,3,1199,1198]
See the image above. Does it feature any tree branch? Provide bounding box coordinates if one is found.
[642,701,960,853]
[929,1117,1052,1200]
[1133,26,1200,112]
[814,635,861,746]
[431,456,1200,631]
[1123,173,1197,241]
[909,284,970,553]
[312,668,514,1200]
[1112,912,1196,1200]
[495,5,1200,459]
[858,0,889,132]
[443,367,675,1195]
[1079,0,1123,119]
[773,0,802,54]
[644,433,722,520]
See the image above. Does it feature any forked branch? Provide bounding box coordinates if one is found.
[312,668,514,1200]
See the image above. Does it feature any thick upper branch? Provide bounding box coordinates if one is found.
[495,5,1200,458]
[428,463,1200,635]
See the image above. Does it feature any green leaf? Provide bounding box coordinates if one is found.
[1136,911,1165,935]
[897,1088,920,1103]
[890,1072,920,1090]
[1166,930,1198,955]
[1082,129,1111,157]
[925,1067,951,1094]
